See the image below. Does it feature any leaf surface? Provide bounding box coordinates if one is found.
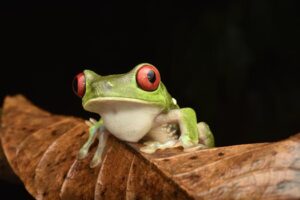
[1,95,299,199]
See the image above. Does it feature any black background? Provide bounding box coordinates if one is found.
[1,1,299,199]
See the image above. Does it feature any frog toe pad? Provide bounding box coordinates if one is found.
[78,148,88,159]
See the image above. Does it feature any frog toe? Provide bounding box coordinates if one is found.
[89,131,109,168]
[90,155,102,168]
[89,145,105,168]
[197,122,215,147]
[78,147,89,159]
[183,143,207,152]
[179,135,196,148]
[140,145,157,154]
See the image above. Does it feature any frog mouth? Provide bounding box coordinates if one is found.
[83,97,163,114]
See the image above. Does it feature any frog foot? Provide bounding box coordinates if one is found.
[140,140,179,154]
[78,124,99,160]
[89,131,108,168]
[183,143,207,152]
[78,128,109,168]
[197,122,215,147]
[78,138,96,160]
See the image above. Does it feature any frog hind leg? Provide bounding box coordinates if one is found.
[140,108,202,153]
[140,108,215,154]
[178,108,215,151]
[140,123,180,154]
[178,108,200,148]
[78,119,103,159]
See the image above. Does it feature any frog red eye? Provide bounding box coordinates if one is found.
[72,72,86,98]
[136,64,161,91]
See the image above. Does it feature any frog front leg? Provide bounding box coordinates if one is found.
[142,107,214,153]
[78,118,109,168]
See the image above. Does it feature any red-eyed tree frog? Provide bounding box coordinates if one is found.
[73,63,214,168]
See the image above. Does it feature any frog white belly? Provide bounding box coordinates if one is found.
[96,101,163,142]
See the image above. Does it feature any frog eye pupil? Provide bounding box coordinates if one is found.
[147,70,156,83]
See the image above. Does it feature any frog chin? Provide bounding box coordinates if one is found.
[84,97,164,142]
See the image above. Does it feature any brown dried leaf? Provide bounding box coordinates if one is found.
[16,118,82,195]
[1,95,300,200]
[34,123,88,199]
[1,95,64,174]
[60,144,101,200]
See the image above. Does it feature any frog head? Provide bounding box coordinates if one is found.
[72,63,174,114]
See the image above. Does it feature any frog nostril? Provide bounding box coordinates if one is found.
[73,72,86,98]
[105,81,114,89]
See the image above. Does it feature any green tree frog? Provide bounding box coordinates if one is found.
[73,63,214,168]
